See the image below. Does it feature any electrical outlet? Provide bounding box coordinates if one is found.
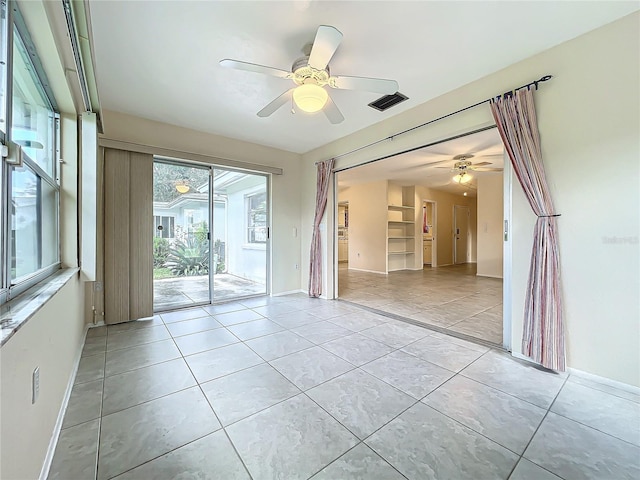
[94,282,103,292]
[295,263,299,270]
[32,367,40,404]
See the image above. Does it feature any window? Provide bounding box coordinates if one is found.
[246,191,267,244]
[0,0,8,139]
[154,215,175,239]
[1,2,60,302]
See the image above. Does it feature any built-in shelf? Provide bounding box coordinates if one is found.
[388,205,414,211]
[387,187,416,273]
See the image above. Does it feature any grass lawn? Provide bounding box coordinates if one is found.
[153,267,173,280]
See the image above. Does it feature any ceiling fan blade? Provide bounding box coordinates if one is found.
[220,59,292,79]
[472,167,503,172]
[330,75,398,94]
[308,25,343,71]
[473,161,492,167]
[422,159,454,167]
[257,88,295,117]
[323,93,344,124]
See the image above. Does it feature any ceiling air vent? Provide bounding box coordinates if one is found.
[368,92,408,112]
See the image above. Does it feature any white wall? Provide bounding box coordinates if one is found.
[0,277,85,480]
[301,13,640,387]
[477,174,504,278]
[100,110,303,295]
[226,175,267,284]
[337,181,388,273]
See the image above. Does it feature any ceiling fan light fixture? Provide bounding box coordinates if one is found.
[293,83,328,113]
[453,173,472,184]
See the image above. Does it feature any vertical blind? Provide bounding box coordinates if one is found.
[103,148,153,324]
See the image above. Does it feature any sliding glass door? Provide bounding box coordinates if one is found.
[152,160,268,311]
[153,161,211,310]
[211,168,268,302]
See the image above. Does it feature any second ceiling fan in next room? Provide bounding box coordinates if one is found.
[219,25,400,124]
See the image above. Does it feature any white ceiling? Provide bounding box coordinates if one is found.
[87,1,638,154]
[337,127,503,197]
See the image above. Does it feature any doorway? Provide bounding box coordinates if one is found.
[152,160,269,311]
[422,200,436,267]
[335,128,506,347]
[338,202,349,264]
[454,204,470,264]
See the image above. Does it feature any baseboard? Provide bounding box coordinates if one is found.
[272,289,306,297]
[568,367,640,395]
[511,351,640,394]
[39,323,91,480]
[348,267,387,275]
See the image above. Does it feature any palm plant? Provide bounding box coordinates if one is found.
[165,236,209,276]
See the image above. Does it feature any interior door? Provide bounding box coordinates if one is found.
[211,168,268,302]
[454,205,470,264]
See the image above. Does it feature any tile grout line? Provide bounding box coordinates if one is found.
[408,349,568,460]
[565,374,640,404]
[453,349,570,410]
[192,373,256,480]
[506,373,572,480]
[93,344,107,480]
[297,386,416,479]
[67,294,633,480]
[547,402,640,448]
[165,320,255,479]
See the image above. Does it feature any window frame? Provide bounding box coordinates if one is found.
[245,189,267,246]
[0,0,12,305]
[154,215,175,239]
[1,1,61,304]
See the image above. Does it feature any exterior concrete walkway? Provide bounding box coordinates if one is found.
[154,274,265,311]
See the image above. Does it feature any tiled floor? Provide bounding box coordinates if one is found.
[339,263,504,345]
[49,294,640,479]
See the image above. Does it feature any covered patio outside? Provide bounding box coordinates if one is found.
[154,274,265,311]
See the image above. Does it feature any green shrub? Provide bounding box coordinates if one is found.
[153,237,170,267]
[193,222,209,243]
[165,236,209,276]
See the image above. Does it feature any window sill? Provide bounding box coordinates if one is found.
[0,268,79,347]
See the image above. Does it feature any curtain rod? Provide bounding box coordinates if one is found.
[315,75,552,165]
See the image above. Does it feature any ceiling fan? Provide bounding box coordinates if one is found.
[435,154,503,184]
[219,25,399,124]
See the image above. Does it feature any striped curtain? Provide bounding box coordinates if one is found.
[490,88,565,371]
[308,158,335,297]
